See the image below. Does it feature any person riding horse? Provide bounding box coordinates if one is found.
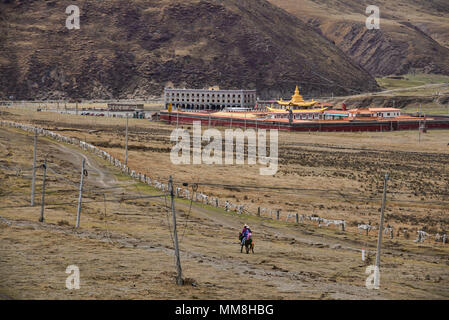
[239,224,254,253]
[240,224,251,244]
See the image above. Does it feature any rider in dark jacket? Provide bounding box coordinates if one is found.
[241,224,252,244]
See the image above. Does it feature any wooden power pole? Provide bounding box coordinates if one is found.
[169,176,183,285]
[76,158,86,228]
[39,159,47,222]
[124,114,129,166]
[31,129,37,206]
[375,173,389,273]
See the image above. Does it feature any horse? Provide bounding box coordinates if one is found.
[239,232,254,254]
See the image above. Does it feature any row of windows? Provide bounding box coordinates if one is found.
[377,112,399,117]
[166,92,255,99]
[294,114,320,120]
[350,112,400,117]
[167,98,245,103]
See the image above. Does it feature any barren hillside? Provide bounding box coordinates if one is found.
[270,0,449,76]
[0,0,379,100]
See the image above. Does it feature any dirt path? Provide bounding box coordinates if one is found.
[52,143,118,189]
[331,83,449,99]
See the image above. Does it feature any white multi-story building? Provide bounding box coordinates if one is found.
[164,87,257,111]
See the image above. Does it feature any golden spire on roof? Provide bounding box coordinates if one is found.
[291,85,304,103]
[275,85,317,109]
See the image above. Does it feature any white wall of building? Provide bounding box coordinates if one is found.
[164,88,257,110]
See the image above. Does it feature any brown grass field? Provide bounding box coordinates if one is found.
[0,107,448,299]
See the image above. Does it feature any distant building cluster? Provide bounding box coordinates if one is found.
[348,108,401,118]
[269,107,402,121]
[107,103,144,111]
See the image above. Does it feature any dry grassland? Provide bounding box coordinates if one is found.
[0,108,448,299]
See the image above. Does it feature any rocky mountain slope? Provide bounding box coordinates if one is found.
[0,0,379,100]
[270,0,449,77]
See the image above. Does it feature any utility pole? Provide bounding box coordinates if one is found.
[418,118,422,143]
[124,114,129,166]
[375,173,389,271]
[39,159,47,222]
[169,176,183,285]
[31,129,37,206]
[76,158,86,228]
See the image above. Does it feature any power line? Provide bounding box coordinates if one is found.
[180,184,196,241]
[0,185,129,197]
[176,181,449,206]
[179,181,449,198]
[0,194,166,210]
